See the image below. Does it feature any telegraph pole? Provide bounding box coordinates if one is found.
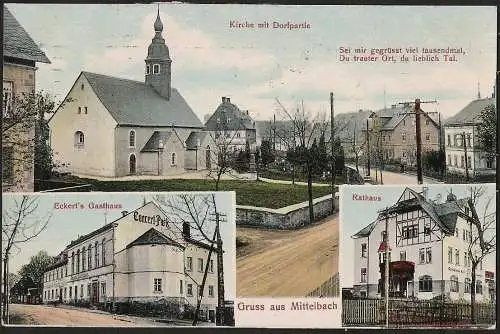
[463,131,470,182]
[215,212,227,326]
[384,211,389,328]
[366,119,370,177]
[330,92,336,212]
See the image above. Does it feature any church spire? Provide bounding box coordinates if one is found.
[145,5,172,100]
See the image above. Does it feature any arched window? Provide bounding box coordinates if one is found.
[129,130,136,148]
[153,64,160,74]
[76,249,80,273]
[418,275,433,292]
[102,238,106,265]
[450,275,458,292]
[71,252,75,274]
[82,247,86,271]
[146,65,150,75]
[87,244,92,269]
[74,131,85,148]
[95,241,100,267]
[476,280,483,294]
[171,152,176,166]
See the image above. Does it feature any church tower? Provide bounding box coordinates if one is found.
[145,7,172,100]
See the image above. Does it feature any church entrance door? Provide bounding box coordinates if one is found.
[129,154,136,175]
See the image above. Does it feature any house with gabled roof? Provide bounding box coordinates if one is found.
[3,5,50,191]
[351,187,495,302]
[48,10,214,177]
[443,93,496,177]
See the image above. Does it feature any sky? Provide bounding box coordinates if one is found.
[339,184,496,288]
[2,191,236,300]
[6,3,497,123]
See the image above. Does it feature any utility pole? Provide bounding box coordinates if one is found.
[462,131,470,182]
[366,119,370,177]
[384,211,389,328]
[397,99,438,184]
[215,212,227,326]
[330,92,336,212]
[272,114,276,153]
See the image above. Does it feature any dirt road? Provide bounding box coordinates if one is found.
[236,214,338,297]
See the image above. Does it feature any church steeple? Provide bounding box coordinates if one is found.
[145,6,172,100]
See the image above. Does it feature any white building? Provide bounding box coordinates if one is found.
[352,187,495,302]
[444,96,496,177]
[42,201,220,321]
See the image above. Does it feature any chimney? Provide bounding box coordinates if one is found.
[182,222,191,238]
[227,97,231,103]
[222,96,227,103]
[121,210,128,217]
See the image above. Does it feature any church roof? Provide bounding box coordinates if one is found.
[444,97,495,127]
[141,131,173,152]
[3,6,50,63]
[81,71,204,128]
[185,131,208,150]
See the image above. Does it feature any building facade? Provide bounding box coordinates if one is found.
[444,96,496,177]
[2,6,50,191]
[42,201,220,320]
[48,11,215,177]
[352,187,495,302]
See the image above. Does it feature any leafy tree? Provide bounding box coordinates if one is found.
[476,103,496,165]
[422,149,445,176]
[260,139,275,166]
[18,250,55,301]
[317,134,328,175]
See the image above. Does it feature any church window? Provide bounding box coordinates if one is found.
[84,107,88,114]
[74,131,85,148]
[129,130,136,148]
[78,107,81,114]
[80,83,84,90]
[171,152,176,166]
[146,65,151,75]
[153,64,160,74]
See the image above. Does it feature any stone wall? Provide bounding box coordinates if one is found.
[236,194,339,229]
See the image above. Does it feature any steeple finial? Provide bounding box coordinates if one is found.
[154,4,163,32]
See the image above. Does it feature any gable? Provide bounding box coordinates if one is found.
[126,228,184,249]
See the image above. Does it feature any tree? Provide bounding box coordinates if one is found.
[346,122,364,173]
[369,117,386,184]
[260,139,275,166]
[18,250,55,302]
[1,195,52,323]
[460,186,496,323]
[422,149,445,177]
[476,103,496,166]
[153,193,227,326]
[2,91,59,189]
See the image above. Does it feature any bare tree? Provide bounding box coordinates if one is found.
[153,193,227,326]
[461,186,496,323]
[2,195,52,323]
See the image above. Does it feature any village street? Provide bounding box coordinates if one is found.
[237,214,338,297]
[7,303,215,327]
[348,165,442,185]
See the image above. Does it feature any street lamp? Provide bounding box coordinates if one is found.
[158,139,164,175]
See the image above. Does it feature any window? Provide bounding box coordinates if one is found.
[76,249,80,273]
[455,249,459,265]
[464,252,468,267]
[80,284,84,298]
[486,159,493,168]
[454,155,457,166]
[102,239,106,265]
[361,243,367,258]
[209,260,214,273]
[95,241,99,267]
[74,285,77,299]
[360,268,367,283]
[381,230,387,241]
[81,83,85,90]
[450,275,458,292]
[171,152,176,166]
[129,130,136,147]
[198,258,204,272]
[154,278,162,292]
[476,280,483,294]
[84,106,88,114]
[87,284,91,299]
[448,155,451,166]
[153,64,160,74]
[82,247,86,271]
[465,278,471,293]
[74,131,85,148]
[426,247,432,263]
[3,81,13,117]
[208,285,214,297]
[467,156,472,169]
[187,283,193,296]
[186,257,193,271]
[146,65,150,75]
[460,156,464,168]
[424,223,431,235]
[467,135,471,147]
[425,133,430,141]
[216,117,220,123]
[419,248,425,264]
[180,280,183,294]
[447,247,453,264]
[402,225,418,239]
[463,230,466,241]
[88,244,92,269]
[69,286,72,298]
[425,119,430,125]
[101,282,106,297]
[236,132,241,138]
[2,146,14,184]
[419,275,433,292]
[71,252,75,274]
[78,106,82,114]
[447,134,451,146]
[455,228,459,237]
[402,132,406,141]
[453,135,457,146]
[403,120,406,126]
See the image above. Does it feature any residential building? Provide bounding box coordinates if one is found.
[2,6,50,191]
[42,201,220,321]
[204,97,257,153]
[352,187,495,302]
[48,10,214,177]
[443,96,496,176]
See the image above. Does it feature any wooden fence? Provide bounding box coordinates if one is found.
[306,273,339,297]
[342,299,496,326]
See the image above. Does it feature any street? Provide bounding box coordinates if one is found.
[349,165,441,185]
[7,303,212,327]
[236,214,338,297]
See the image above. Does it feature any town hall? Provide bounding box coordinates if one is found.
[49,9,213,177]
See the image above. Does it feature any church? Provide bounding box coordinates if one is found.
[49,10,214,177]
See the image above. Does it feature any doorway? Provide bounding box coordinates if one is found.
[91,281,99,305]
[129,154,136,175]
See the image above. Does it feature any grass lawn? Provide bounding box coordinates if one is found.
[72,177,334,209]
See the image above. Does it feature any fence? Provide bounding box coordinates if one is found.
[306,273,340,297]
[342,299,496,327]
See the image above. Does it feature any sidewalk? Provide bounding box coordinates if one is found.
[258,177,331,187]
